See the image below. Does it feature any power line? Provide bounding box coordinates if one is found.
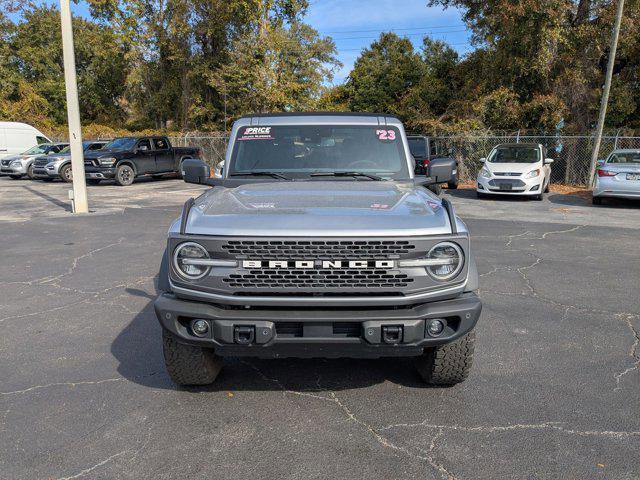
[323,24,466,34]
[331,29,469,41]
[338,41,474,52]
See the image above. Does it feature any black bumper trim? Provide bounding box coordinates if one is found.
[154,292,481,358]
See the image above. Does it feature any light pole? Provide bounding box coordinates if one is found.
[588,0,625,186]
[59,0,89,213]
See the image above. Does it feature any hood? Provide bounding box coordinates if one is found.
[84,148,118,160]
[182,181,460,237]
[485,162,541,174]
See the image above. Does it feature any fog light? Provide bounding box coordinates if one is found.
[191,319,209,337]
[427,319,445,337]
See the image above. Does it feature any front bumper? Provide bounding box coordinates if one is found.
[0,164,27,175]
[154,292,482,358]
[84,166,116,179]
[476,175,542,195]
[32,167,56,179]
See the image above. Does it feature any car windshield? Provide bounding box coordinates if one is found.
[488,146,540,164]
[608,152,640,164]
[22,145,51,155]
[104,137,137,151]
[229,124,410,180]
[408,137,427,158]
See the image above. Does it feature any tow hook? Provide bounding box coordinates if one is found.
[234,325,255,345]
[381,325,403,344]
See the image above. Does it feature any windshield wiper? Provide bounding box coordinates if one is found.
[230,172,291,180]
[310,172,384,181]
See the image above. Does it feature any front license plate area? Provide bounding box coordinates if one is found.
[626,173,639,181]
[499,183,513,191]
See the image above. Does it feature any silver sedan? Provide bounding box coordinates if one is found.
[593,149,640,205]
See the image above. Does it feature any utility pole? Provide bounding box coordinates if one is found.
[59,0,89,213]
[588,0,625,186]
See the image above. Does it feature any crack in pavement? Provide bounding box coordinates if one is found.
[242,361,456,480]
[378,420,640,439]
[54,449,129,480]
[613,315,640,391]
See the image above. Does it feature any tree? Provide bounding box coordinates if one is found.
[346,33,424,115]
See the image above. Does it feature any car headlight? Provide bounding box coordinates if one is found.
[480,167,491,178]
[98,157,117,167]
[524,169,541,179]
[425,242,464,281]
[173,242,211,280]
[10,160,23,166]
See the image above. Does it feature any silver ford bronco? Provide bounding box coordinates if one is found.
[155,113,481,386]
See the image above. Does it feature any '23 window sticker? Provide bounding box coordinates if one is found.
[375,129,396,141]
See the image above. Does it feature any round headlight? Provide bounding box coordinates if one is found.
[173,242,210,280]
[426,242,464,281]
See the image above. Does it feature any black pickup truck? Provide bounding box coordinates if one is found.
[83,136,202,186]
[408,135,458,190]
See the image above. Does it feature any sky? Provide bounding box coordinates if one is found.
[12,0,473,85]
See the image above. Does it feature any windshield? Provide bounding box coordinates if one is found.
[104,137,137,151]
[408,137,427,158]
[607,152,640,164]
[58,146,71,154]
[228,125,410,180]
[22,145,51,155]
[488,145,540,164]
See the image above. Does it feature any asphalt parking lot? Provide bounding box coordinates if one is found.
[1,176,639,479]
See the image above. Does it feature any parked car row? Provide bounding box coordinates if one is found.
[0,135,204,186]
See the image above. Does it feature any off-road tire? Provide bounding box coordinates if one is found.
[447,180,458,189]
[27,165,35,179]
[60,164,73,182]
[162,330,222,386]
[115,164,135,186]
[87,179,101,185]
[416,331,475,386]
[592,196,602,205]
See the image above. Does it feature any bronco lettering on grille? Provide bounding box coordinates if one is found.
[241,260,396,269]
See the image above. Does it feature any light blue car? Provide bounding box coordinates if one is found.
[593,149,640,205]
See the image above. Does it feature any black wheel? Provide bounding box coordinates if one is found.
[59,164,73,183]
[162,330,222,386]
[416,331,475,386]
[428,183,442,195]
[87,179,101,185]
[447,181,458,190]
[27,165,35,180]
[592,196,603,205]
[115,164,135,186]
[9,175,22,180]
[476,191,486,199]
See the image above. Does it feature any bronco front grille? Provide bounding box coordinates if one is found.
[221,240,415,259]
[223,268,413,289]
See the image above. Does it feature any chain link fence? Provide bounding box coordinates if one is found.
[90,132,640,187]
[430,134,640,186]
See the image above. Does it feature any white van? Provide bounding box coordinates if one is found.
[0,122,51,160]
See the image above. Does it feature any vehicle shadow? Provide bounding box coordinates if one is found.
[444,187,537,202]
[111,281,430,393]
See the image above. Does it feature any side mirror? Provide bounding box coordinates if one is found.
[478,157,486,163]
[426,157,455,184]
[182,158,210,184]
[544,158,555,164]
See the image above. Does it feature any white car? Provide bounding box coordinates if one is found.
[592,149,640,205]
[476,143,553,200]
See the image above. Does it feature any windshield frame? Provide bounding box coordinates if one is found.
[104,137,137,152]
[227,124,412,181]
